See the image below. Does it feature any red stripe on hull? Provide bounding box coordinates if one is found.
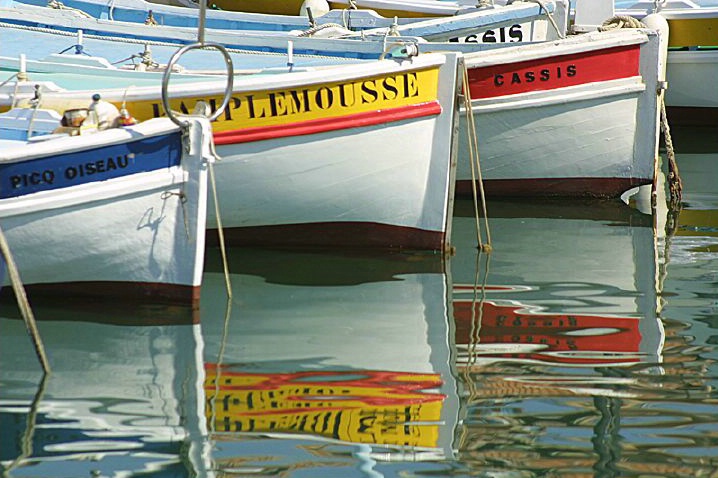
[213,101,442,145]
[456,176,652,198]
[454,300,643,365]
[454,301,641,353]
[206,221,448,252]
[467,45,641,99]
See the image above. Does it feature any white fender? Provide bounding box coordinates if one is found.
[299,0,330,17]
[642,13,670,82]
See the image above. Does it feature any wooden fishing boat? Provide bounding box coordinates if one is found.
[454,25,668,197]
[616,0,718,124]
[11,0,443,29]
[2,4,665,199]
[5,0,568,44]
[0,24,462,251]
[0,101,214,304]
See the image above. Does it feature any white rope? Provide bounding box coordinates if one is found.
[207,153,232,299]
[46,0,93,18]
[295,22,348,37]
[175,118,231,297]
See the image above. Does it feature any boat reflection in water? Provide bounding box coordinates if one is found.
[0,195,690,477]
[449,198,676,475]
[198,194,671,475]
[452,198,664,372]
[0,248,458,477]
[0,309,212,477]
[199,248,459,473]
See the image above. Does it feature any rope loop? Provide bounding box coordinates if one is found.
[161,190,187,203]
[296,22,349,37]
[47,0,93,18]
[161,189,190,240]
[598,15,646,31]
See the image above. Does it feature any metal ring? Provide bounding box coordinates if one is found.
[161,42,234,127]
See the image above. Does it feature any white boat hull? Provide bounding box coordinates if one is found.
[666,49,718,109]
[616,3,718,122]
[456,29,664,197]
[0,118,211,303]
[3,54,461,251]
[209,113,454,248]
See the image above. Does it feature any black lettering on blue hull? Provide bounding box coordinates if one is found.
[0,131,183,199]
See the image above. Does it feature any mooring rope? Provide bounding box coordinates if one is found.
[660,97,682,209]
[459,248,491,420]
[208,296,232,433]
[207,158,232,299]
[461,63,492,252]
[0,226,50,374]
[596,14,682,209]
[467,250,491,370]
[2,373,48,475]
[1,68,29,109]
[598,14,646,31]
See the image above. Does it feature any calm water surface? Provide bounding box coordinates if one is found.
[1,126,716,477]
